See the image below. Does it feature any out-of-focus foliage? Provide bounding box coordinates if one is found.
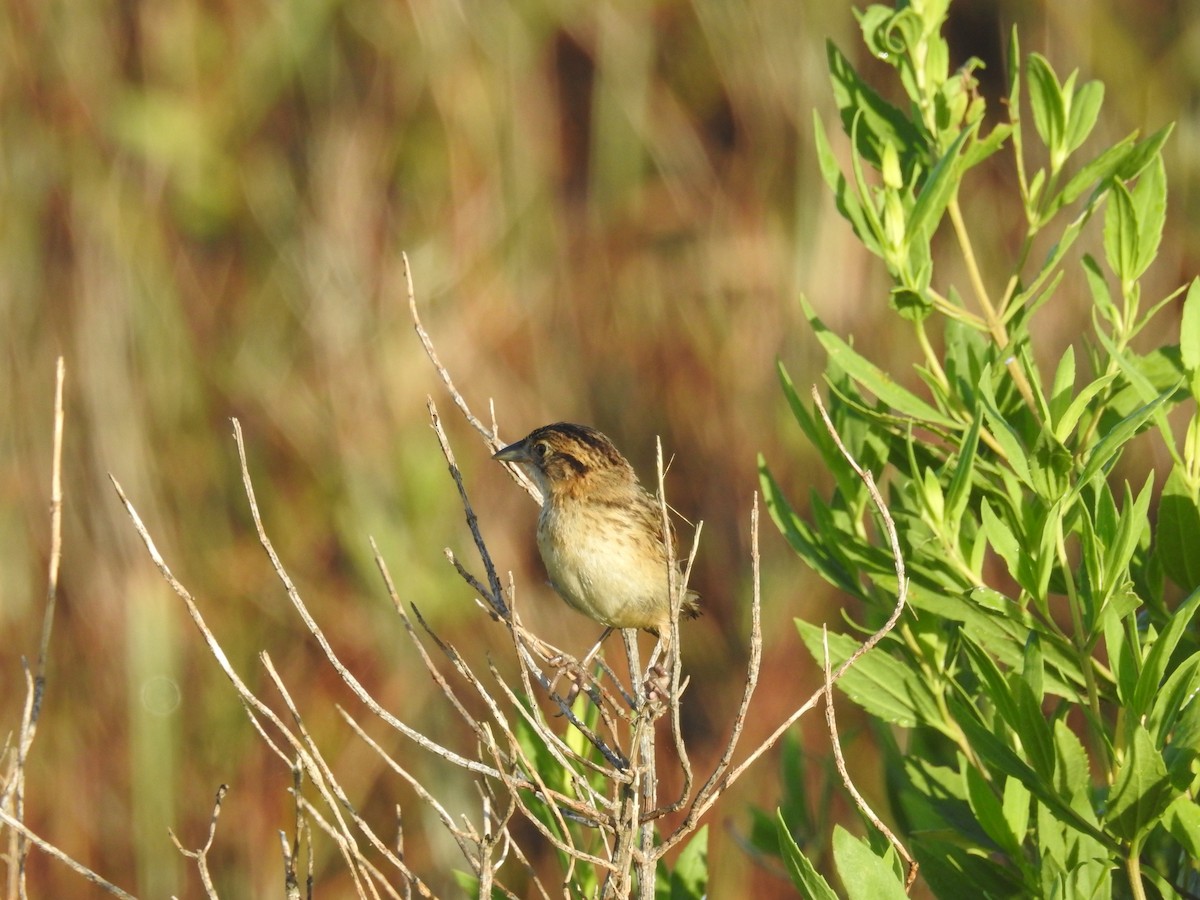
[1,0,1197,895]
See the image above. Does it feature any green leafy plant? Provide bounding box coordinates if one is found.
[762,2,1200,897]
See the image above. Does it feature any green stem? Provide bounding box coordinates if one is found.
[947,196,1037,410]
[1055,522,1112,773]
[926,286,988,330]
[948,196,999,326]
[1126,839,1147,900]
[915,319,950,393]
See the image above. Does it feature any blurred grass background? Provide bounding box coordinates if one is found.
[2,0,1197,896]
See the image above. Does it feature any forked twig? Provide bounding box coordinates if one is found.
[659,385,909,855]
[169,784,229,900]
[822,629,918,890]
[645,438,700,822]
[224,419,503,779]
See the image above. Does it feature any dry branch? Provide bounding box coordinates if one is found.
[3,357,67,900]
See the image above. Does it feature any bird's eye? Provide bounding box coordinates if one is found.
[532,441,550,459]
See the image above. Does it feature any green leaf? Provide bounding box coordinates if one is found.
[889,287,933,322]
[1073,386,1173,495]
[962,122,1012,169]
[1054,132,1136,211]
[949,694,1112,847]
[1162,793,1200,860]
[778,812,838,900]
[1149,651,1200,748]
[1103,178,1138,285]
[907,123,975,242]
[796,621,944,729]
[1052,375,1117,447]
[1081,254,1116,324]
[980,498,1021,584]
[1064,78,1104,155]
[832,826,909,900]
[1048,346,1076,425]
[1002,776,1032,850]
[961,638,1023,733]
[668,825,708,900]
[814,111,883,257]
[1026,54,1065,158]
[1096,335,1187,464]
[1115,123,1175,180]
[776,362,831,459]
[1132,155,1166,278]
[1102,599,1139,708]
[921,465,945,524]
[1099,474,1153,607]
[1006,26,1021,114]
[923,584,1087,696]
[1155,466,1200,592]
[943,409,981,533]
[1180,278,1200,374]
[1013,635,1056,782]
[977,371,1034,488]
[826,40,924,170]
[801,296,957,427]
[963,763,1021,856]
[760,461,863,599]
[1105,724,1177,841]
[1051,718,1094,803]
[1130,588,1200,719]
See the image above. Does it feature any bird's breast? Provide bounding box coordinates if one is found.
[535,501,670,630]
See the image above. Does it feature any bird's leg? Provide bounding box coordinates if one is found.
[642,632,675,706]
[578,626,614,670]
[644,634,666,677]
[546,627,612,710]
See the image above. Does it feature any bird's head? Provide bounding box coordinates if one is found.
[493,423,635,500]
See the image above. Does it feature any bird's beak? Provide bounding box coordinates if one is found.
[493,440,530,463]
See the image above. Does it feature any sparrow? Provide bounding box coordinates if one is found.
[493,423,699,637]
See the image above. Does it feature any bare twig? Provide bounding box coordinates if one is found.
[259,655,391,900]
[36,357,65,690]
[5,357,66,900]
[655,437,697,818]
[0,808,135,900]
[405,254,501,448]
[169,784,228,900]
[294,795,416,900]
[281,763,307,900]
[426,399,507,615]
[405,252,539,502]
[225,419,502,780]
[339,710,479,865]
[822,628,918,890]
[660,386,909,855]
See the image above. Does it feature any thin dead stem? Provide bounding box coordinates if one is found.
[657,387,909,857]
[4,357,66,900]
[0,808,135,900]
[169,784,229,900]
[821,629,918,890]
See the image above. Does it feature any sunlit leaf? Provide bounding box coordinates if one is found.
[832,827,909,900]
[1103,178,1138,285]
[778,813,838,900]
[1105,725,1177,841]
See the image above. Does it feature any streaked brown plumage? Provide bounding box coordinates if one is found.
[493,423,699,635]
